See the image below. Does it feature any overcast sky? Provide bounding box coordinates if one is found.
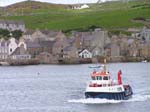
[0,0,110,6]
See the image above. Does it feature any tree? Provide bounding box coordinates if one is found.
[0,28,11,39]
[11,30,23,40]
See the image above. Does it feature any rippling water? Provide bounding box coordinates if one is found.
[0,63,150,112]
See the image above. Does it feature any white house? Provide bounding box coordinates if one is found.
[0,38,18,60]
[8,38,18,55]
[79,49,92,58]
[0,38,28,60]
[18,38,27,50]
[73,4,89,10]
[80,4,89,9]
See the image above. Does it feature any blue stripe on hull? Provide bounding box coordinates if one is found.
[85,92,132,100]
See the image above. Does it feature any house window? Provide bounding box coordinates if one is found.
[10,48,12,52]
[82,54,84,58]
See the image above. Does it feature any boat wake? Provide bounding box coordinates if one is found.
[68,94,150,104]
[68,98,121,104]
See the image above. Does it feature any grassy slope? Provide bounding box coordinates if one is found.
[0,0,150,31]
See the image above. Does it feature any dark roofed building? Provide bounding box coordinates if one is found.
[36,52,57,64]
[63,46,79,59]
[10,44,31,60]
[26,40,55,57]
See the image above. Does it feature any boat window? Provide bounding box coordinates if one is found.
[92,76,95,80]
[98,76,102,80]
[95,76,101,80]
[96,76,99,80]
[103,76,108,80]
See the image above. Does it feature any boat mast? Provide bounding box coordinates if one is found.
[103,58,106,73]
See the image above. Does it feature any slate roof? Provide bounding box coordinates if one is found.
[39,41,55,47]
[81,35,95,41]
[11,46,29,56]
[26,41,41,48]
[63,46,75,51]
[26,40,55,48]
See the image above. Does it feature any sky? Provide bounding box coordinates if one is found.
[0,0,109,6]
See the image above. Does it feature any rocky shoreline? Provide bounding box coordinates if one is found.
[0,56,149,66]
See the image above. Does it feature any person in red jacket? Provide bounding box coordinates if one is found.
[118,70,122,85]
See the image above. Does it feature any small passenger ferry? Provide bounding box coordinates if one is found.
[85,59,133,100]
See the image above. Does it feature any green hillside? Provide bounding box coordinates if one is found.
[0,0,150,31]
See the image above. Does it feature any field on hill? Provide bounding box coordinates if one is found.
[0,0,150,31]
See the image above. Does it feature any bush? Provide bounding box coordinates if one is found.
[0,29,23,40]
[11,30,23,40]
[0,29,11,38]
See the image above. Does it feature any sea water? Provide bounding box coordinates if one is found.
[0,62,150,112]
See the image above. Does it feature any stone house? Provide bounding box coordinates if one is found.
[22,29,58,42]
[79,49,92,59]
[26,41,42,57]
[139,42,150,58]
[41,30,58,41]
[21,30,34,41]
[39,41,55,54]
[104,43,120,57]
[119,37,128,56]
[10,44,31,60]
[91,29,110,56]
[23,30,56,58]
[36,52,57,64]
[92,46,104,57]
[140,27,150,42]
[8,38,18,55]
[71,31,93,49]
[0,20,26,32]
[127,39,140,57]
[104,43,111,56]
[82,35,95,49]
[63,46,79,59]
[30,29,49,42]
[80,28,110,56]
[72,29,110,57]
[91,29,109,48]
[110,43,120,57]
[26,40,55,58]
[52,31,69,58]
[72,34,82,49]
